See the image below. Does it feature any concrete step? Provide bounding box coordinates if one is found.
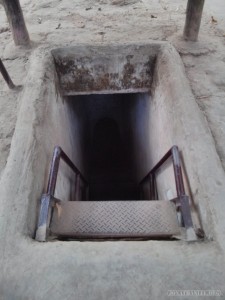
[50,200,180,239]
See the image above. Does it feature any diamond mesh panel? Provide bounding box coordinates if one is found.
[50,201,180,238]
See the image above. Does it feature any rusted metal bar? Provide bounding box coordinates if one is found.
[140,148,172,184]
[149,173,157,200]
[149,174,153,200]
[141,146,185,199]
[0,58,16,89]
[139,145,195,235]
[75,173,80,201]
[171,146,185,197]
[2,0,30,46]
[183,0,205,41]
[153,173,158,200]
[36,146,89,241]
[47,147,61,195]
[47,146,88,196]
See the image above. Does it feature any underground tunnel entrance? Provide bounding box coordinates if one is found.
[67,92,149,201]
[36,91,186,241]
[35,44,198,241]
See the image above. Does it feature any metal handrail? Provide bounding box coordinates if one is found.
[47,146,88,196]
[140,145,185,199]
[35,146,88,241]
[140,145,195,232]
[36,145,196,241]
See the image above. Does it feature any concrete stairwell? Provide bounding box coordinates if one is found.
[35,146,197,242]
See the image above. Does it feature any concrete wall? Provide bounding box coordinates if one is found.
[52,44,159,95]
[51,97,88,202]
[148,44,225,239]
[24,55,88,235]
[128,93,152,182]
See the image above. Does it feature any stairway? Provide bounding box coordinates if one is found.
[50,200,180,239]
[35,146,196,242]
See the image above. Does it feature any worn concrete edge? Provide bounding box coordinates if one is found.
[155,43,225,251]
[0,42,225,256]
[0,48,52,244]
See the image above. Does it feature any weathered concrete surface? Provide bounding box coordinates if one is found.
[53,44,158,95]
[1,240,225,300]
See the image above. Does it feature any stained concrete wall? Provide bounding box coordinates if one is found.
[149,44,225,240]
[23,54,89,235]
[127,89,189,206]
[51,97,88,202]
[52,44,159,95]
[128,93,151,182]
[42,81,89,204]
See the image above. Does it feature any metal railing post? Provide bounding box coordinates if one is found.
[36,146,88,241]
[47,146,62,196]
[171,146,185,197]
[140,145,196,239]
[75,174,80,201]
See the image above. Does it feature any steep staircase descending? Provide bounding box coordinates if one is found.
[35,146,197,242]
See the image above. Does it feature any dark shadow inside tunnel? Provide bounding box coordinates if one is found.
[66,92,151,200]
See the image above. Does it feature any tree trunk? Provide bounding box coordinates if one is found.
[183,0,205,41]
[2,0,30,46]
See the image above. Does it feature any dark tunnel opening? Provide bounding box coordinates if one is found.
[66,92,151,200]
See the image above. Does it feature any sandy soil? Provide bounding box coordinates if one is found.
[0,0,225,177]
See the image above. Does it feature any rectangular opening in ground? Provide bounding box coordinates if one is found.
[35,43,202,241]
[65,92,151,201]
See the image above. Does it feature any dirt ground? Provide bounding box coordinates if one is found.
[0,0,225,179]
